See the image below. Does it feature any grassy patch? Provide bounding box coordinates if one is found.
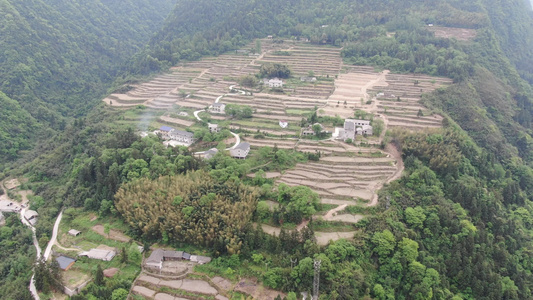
[286,109,312,115]
[316,204,338,215]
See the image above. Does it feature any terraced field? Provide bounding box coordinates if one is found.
[277,140,397,204]
[370,73,452,130]
[102,38,454,245]
[257,44,341,99]
[323,66,452,131]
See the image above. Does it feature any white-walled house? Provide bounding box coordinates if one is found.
[209,103,226,114]
[230,142,250,159]
[208,123,220,133]
[279,120,288,128]
[169,129,196,146]
[263,78,283,88]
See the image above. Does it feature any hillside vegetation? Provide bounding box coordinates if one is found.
[2,0,533,299]
[0,0,175,162]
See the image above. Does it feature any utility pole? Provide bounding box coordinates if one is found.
[290,258,298,269]
[312,259,321,300]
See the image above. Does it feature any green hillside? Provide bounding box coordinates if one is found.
[2,0,533,299]
[0,0,174,162]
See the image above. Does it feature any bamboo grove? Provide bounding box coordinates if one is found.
[115,171,258,254]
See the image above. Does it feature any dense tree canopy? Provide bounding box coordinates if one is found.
[115,171,259,254]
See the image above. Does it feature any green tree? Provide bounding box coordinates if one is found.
[95,265,104,286]
[239,75,258,88]
[405,206,426,229]
[312,124,323,137]
[371,230,396,262]
[112,288,129,300]
[104,224,110,238]
[259,63,291,78]
[129,244,142,264]
[120,246,128,263]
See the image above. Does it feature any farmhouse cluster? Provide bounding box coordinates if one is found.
[157,126,196,147]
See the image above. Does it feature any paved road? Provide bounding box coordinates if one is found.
[193,85,246,155]
[43,210,63,260]
[193,109,204,121]
[225,132,240,150]
[18,205,41,300]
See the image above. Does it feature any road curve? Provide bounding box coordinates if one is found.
[193,109,204,121]
[225,132,240,150]
[43,210,63,260]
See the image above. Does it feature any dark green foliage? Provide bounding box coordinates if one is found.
[0,92,38,161]
[0,0,175,162]
[0,216,34,299]
[259,63,292,79]
[115,171,258,254]
[34,256,63,294]
[225,104,253,119]
[95,264,104,286]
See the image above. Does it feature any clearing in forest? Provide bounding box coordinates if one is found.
[427,26,477,41]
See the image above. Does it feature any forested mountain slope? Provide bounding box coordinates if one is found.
[0,0,175,162]
[4,0,533,299]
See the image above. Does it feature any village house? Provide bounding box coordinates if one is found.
[208,123,220,133]
[263,78,283,88]
[279,120,288,128]
[361,124,373,135]
[159,126,173,139]
[230,142,250,159]
[337,119,373,141]
[24,210,38,226]
[209,103,226,114]
[169,129,196,146]
[347,119,370,126]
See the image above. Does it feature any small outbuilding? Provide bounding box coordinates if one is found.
[190,255,212,265]
[279,120,288,128]
[68,229,81,237]
[79,248,116,261]
[56,256,76,271]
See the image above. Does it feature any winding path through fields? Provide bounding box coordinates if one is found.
[194,86,246,154]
